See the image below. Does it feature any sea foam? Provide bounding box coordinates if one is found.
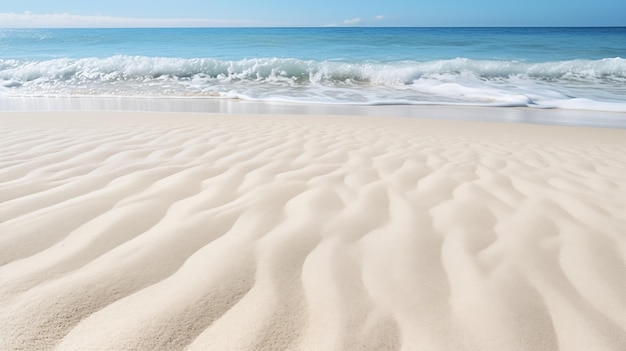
[1,56,625,111]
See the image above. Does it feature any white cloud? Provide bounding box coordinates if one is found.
[0,12,263,28]
[339,15,384,26]
[343,18,361,25]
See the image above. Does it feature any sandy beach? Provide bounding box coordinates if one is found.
[1,109,625,350]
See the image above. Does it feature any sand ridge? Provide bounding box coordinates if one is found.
[1,111,625,350]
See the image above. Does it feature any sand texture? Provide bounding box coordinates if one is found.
[1,111,625,351]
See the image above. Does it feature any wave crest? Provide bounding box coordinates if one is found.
[2,56,625,83]
[1,56,625,111]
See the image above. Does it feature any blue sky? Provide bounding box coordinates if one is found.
[1,0,624,27]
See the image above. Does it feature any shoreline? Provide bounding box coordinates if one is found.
[2,110,625,350]
[1,96,626,128]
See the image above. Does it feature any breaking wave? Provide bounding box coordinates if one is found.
[1,56,625,111]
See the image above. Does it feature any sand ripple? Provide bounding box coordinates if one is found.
[1,112,625,350]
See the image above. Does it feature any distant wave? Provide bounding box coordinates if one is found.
[1,56,625,111]
[2,56,625,83]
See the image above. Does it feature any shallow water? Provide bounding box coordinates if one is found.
[1,27,625,112]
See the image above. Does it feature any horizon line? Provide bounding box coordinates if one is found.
[2,25,625,29]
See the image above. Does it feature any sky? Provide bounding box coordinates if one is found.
[0,0,624,28]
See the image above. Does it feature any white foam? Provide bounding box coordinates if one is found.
[1,56,625,112]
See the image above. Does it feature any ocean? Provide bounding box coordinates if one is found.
[1,27,625,112]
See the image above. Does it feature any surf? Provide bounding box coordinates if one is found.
[1,56,625,112]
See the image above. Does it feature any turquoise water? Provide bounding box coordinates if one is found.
[1,27,625,111]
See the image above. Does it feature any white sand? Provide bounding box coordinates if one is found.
[1,110,625,351]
